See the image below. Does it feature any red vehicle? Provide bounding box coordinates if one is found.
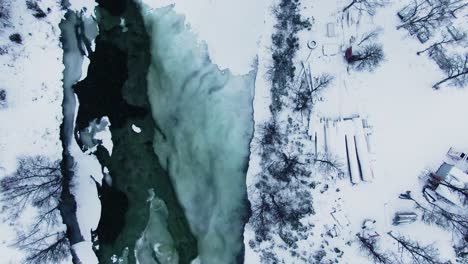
[345,47,353,61]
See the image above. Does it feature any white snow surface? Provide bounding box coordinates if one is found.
[0,0,65,263]
[132,124,142,133]
[246,0,468,263]
[243,1,276,262]
[304,0,468,206]
[70,140,102,245]
[81,116,113,155]
[68,0,97,16]
[0,0,100,263]
[140,0,270,75]
[72,241,98,264]
[66,3,101,262]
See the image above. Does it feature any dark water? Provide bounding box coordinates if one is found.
[72,0,198,263]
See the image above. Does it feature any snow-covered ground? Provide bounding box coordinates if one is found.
[0,1,65,262]
[0,0,101,262]
[246,0,468,263]
[0,0,64,175]
[298,0,467,262]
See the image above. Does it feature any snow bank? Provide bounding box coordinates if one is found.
[243,1,277,261]
[70,141,102,243]
[60,1,101,262]
[72,241,98,264]
[80,116,113,155]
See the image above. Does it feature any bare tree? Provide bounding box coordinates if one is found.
[266,152,310,182]
[0,0,12,27]
[348,43,385,71]
[0,89,6,108]
[314,152,344,178]
[437,180,468,205]
[400,191,468,238]
[397,0,468,33]
[291,78,313,116]
[258,251,280,264]
[15,232,70,264]
[268,0,312,113]
[292,73,332,107]
[429,203,468,236]
[433,53,468,89]
[249,178,313,245]
[249,189,272,242]
[388,231,446,264]
[342,0,388,15]
[357,28,382,46]
[311,74,334,94]
[291,73,333,130]
[0,156,70,264]
[417,30,467,56]
[1,156,62,221]
[356,233,393,264]
[454,239,468,260]
[421,42,467,89]
[26,0,47,18]
[255,118,283,149]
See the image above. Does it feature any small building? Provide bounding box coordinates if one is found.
[428,162,468,207]
[434,162,468,186]
[425,0,447,6]
[446,25,464,41]
[406,24,431,43]
[417,29,430,43]
[393,212,418,225]
[447,147,468,171]
[397,3,416,22]
[429,47,452,70]
[326,23,335,38]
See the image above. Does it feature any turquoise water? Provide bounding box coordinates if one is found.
[139,4,256,264]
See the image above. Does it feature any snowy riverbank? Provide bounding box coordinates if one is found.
[0,0,65,262]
